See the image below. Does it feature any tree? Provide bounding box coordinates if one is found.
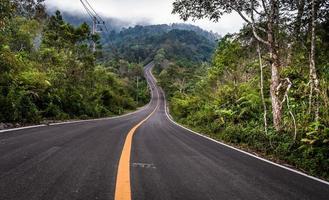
[12,0,47,20]
[172,0,296,131]
[0,0,14,31]
[308,0,320,124]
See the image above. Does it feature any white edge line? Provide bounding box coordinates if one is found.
[0,64,156,134]
[148,64,329,186]
[0,125,47,133]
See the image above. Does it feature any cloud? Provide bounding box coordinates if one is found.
[45,0,244,35]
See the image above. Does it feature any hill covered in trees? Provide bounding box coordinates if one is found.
[52,10,219,70]
[50,10,220,63]
[106,24,219,63]
[55,10,221,42]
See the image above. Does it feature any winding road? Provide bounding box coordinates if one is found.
[0,62,329,200]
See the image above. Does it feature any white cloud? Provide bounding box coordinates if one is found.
[45,0,244,35]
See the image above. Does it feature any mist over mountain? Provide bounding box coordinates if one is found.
[46,8,220,63]
[47,8,220,40]
[46,9,140,32]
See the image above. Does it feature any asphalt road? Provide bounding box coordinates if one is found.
[1,62,329,200]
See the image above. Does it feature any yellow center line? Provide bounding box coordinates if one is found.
[114,99,159,200]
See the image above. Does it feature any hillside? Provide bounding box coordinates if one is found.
[51,10,220,65]
[105,24,219,64]
[50,10,220,43]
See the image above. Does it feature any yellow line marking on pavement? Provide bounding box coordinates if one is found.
[114,102,159,200]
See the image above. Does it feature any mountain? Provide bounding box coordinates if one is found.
[46,10,219,64]
[55,11,221,40]
[105,24,219,63]
[111,23,220,43]
[171,23,221,42]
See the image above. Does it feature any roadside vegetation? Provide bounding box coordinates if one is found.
[154,0,329,180]
[0,0,149,127]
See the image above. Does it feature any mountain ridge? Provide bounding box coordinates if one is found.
[46,9,221,42]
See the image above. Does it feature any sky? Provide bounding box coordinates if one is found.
[45,0,245,35]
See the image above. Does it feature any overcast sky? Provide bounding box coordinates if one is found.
[45,0,244,35]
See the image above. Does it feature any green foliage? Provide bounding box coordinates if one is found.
[0,0,14,32]
[0,8,149,124]
[105,24,217,63]
[158,32,329,180]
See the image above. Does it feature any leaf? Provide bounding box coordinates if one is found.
[301,138,316,144]
[306,131,317,136]
[45,80,51,86]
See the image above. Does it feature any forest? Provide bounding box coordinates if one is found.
[104,23,218,64]
[153,0,329,179]
[0,0,216,128]
[0,0,150,127]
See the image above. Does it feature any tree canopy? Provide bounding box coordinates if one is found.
[0,2,149,125]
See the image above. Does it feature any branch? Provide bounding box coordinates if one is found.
[281,78,292,105]
[261,0,269,17]
[235,8,252,24]
[281,78,297,141]
[252,28,270,45]
[234,8,267,33]
[252,7,262,16]
[250,1,270,45]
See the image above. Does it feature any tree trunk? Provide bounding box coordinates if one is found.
[268,0,282,131]
[270,51,282,131]
[309,0,320,123]
[257,43,268,134]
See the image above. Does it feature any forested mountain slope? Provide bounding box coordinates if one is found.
[107,26,217,63]
[56,10,219,68]
[52,10,220,62]
[104,24,219,64]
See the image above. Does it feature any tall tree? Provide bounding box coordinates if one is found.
[308,0,320,123]
[172,0,294,131]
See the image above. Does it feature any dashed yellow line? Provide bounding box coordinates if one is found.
[114,103,159,200]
